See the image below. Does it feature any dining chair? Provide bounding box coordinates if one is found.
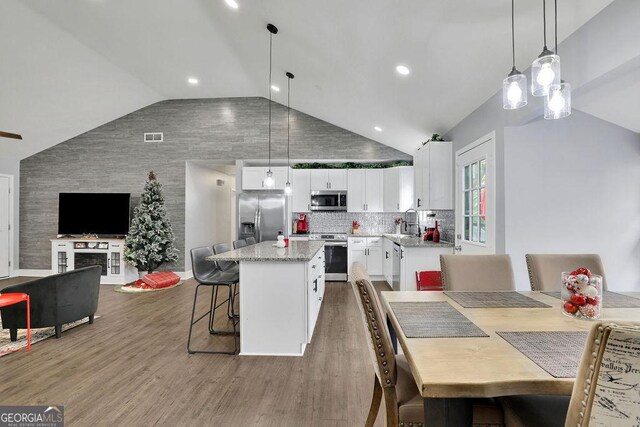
[525,254,608,291]
[499,320,640,426]
[233,239,247,249]
[245,236,257,245]
[439,255,516,291]
[350,262,504,427]
[187,246,239,354]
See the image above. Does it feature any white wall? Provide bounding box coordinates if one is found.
[184,162,236,272]
[0,158,19,273]
[505,111,640,290]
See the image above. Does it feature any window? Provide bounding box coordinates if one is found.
[463,158,487,244]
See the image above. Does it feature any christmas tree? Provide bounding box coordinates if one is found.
[125,171,179,273]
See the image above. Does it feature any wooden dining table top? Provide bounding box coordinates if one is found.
[381,290,640,399]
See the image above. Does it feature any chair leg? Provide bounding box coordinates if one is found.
[188,283,238,355]
[55,325,62,338]
[365,376,383,427]
[10,328,17,342]
[228,283,239,319]
[88,314,95,324]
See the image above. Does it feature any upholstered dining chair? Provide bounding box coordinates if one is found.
[525,254,608,291]
[245,236,257,245]
[440,255,516,291]
[350,262,504,427]
[499,320,640,426]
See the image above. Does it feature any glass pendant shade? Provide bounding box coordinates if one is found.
[531,50,560,96]
[284,182,292,195]
[544,80,571,120]
[264,170,274,187]
[502,69,527,110]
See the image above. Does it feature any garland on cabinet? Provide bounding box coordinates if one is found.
[291,160,411,169]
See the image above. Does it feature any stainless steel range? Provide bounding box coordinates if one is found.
[309,233,348,281]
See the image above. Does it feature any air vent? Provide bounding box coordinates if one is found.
[143,132,163,142]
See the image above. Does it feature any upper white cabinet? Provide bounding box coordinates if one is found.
[414,141,453,210]
[242,167,289,190]
[291,169,311,212]
[310,169,347,191]
[383,166,414,212]
[347,169,383,212]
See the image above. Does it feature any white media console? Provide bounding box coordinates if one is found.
[51,238,137,284]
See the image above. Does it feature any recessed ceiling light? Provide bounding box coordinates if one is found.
[271,85,280,92]
[224,0,239,9]
[374,126,382,132]
[396,65,410,75]
[188,77,199,85]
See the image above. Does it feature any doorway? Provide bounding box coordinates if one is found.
[0,174,12,278]
[455,132,496,255]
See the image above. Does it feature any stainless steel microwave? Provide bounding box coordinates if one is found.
[310,191,347,211]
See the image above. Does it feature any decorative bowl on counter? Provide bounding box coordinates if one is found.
[561,268,602,320]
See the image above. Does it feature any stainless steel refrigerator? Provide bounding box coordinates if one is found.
[237,192,287,242]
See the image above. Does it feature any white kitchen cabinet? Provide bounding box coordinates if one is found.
[398,245,454,291]
[347,169,383,212]
[348,237,383,277]
[242,167,289,190]
[383,166,414,212]
[309,169,348,191]
[382,237,394,285]
[414,141,453,210]
[291,169,311,212]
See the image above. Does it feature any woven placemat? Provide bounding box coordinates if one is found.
[497,331,588,378]
[388,301,488,338]
[444,291,551,308]
[543,291,640,308]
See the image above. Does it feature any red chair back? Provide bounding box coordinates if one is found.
[416,271,443,291]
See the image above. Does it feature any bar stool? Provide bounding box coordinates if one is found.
[233,239,247,249]
[187,247,239,355]
[214,243,240,319]
[245,237,257,245]
[0,293,31,355]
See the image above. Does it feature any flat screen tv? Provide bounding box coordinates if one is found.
[58,193,131,236]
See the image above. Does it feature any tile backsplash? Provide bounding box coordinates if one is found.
[295,210,455,242]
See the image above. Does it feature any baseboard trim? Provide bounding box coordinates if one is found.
[12,269,193,280]
[179,270,193,280]
[14,269,50,277]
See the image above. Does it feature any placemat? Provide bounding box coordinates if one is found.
[388,301,488,338]
[543,291,640,308]
[497,331,588,378]
[444,291,551,308]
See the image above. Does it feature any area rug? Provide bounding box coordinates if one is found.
[114,280,183,293]
[0,316,99,357]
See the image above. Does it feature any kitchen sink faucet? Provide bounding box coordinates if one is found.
[404,208,421,237]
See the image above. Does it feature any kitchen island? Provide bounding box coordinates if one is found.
[206,240,325,356]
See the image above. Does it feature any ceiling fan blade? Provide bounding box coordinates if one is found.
[0,131,23,140]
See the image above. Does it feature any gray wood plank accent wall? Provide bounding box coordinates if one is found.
[19,97,410,270]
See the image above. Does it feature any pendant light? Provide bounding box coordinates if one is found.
[502,0,527,109]
[531,0,560,96]
[284,72,295,195]
[544,0,571,119]
[264,23,278,188]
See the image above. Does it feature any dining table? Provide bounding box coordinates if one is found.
[380,290,640,427]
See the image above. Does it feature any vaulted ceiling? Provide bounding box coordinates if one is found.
[0,0,623,159]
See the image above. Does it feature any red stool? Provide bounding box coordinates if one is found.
[416,271,443,291]
[0,293,31,354]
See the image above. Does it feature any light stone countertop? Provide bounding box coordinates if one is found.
[347,233,455,248]
[205,240,325,262]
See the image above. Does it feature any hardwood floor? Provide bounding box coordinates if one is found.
[0,277,390,426]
